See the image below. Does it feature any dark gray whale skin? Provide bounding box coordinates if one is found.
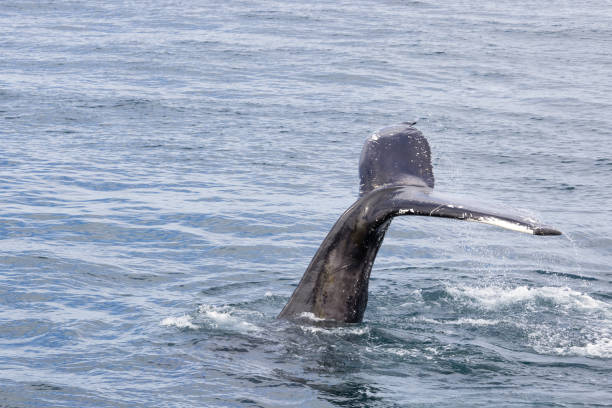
[278,124,561,323]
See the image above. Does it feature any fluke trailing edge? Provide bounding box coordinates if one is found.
[278,123,561,323]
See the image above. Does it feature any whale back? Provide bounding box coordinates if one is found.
[359,123,434,195]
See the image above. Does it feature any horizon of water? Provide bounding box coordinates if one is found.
[1,0,611,407]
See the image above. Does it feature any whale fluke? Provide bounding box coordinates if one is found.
[278,124,561,323]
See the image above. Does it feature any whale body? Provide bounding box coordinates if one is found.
[278,123,561,323]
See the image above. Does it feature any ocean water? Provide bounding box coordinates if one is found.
[1,0,611,406]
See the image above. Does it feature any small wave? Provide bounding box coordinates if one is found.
[294,313,371,335]
[410,316,502,327]
[409,316,440,324]
[381,347,420,358]
[375,345,442,360]
[161,306,263,333]
[566,337,612,358]
[197,305,261,333]
[299,324,370,336]
[399,289,424,307]
[529,325,612,359]
[160,315,199,330]
[446,318,500,326]
[447,285,608,312]
[298,312,327,322]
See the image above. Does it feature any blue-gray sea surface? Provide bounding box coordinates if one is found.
[1,1,611,407]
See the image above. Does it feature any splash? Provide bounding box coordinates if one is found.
[298,323,370,336]
[446,318,500,326]
[197,305,261,333]
[160,315,199,329]
[447,285,608,312]
[446,284,611,359]
[529,325,612,359]
[379,347,420,358]
[566,336,612,358]
[298,312,327,322]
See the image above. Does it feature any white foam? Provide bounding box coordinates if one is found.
[447,318,501,326]
[383,347,419,357]
[372,345,441,360]
[425,346,440,355]
[296,313,370,335]
[299,324,370,336]
[566,336,612,358]
[298,312,327,322]
[198,305,261,332]
[529,323,612,359]
[160,315,199,329]
[409,316,440,324]
[400,289,424,307]
[447,285,608,312]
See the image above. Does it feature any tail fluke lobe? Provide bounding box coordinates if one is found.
[373,186,561,236]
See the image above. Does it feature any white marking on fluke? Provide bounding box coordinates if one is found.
[474,216,533,234]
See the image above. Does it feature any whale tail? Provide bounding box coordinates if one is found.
[278,124,560,323]
[357,123,560,235]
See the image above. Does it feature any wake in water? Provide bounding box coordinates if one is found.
[161,283,611,358]
[439,284,610,358]
[446,285,607,311]
[161,304,263,333]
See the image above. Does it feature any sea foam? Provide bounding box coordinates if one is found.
[160,315,199,329]
[197,305,261,333]
[447,285,608,312]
